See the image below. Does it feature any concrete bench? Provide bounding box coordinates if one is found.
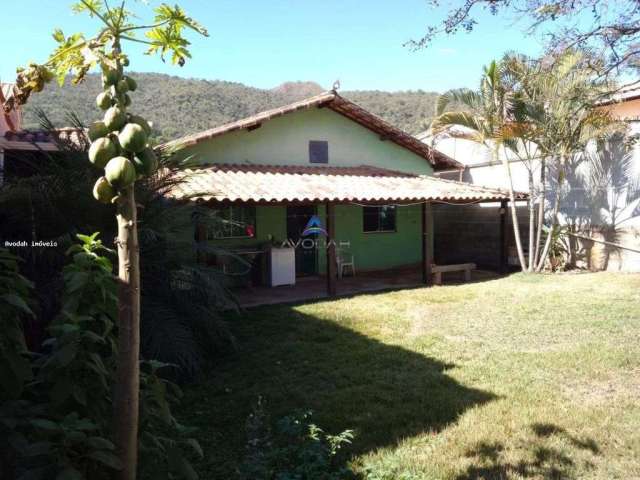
[432,263,476,285]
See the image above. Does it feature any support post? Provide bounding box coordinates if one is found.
[325,202,337,296]
[422,201,433,285]
[499,199,508,274]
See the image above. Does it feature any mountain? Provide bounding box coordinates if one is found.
[271,81,324,98]
[21,73,441,143]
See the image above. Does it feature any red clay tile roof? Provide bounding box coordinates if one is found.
[159,91,462,171]
[1,128,86,152]
[167,164,526,204]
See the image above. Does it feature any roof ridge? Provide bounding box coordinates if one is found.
[187,163,417,177]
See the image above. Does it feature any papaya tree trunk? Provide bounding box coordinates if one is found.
[499,148,527,270]
[114,184,140,480]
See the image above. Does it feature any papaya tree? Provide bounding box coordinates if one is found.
[2,2,208,479]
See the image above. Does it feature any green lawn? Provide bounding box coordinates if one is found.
[178,273,640,479]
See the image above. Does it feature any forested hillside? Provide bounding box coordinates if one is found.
[21,74,440,142]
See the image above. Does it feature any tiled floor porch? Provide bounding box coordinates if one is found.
[232,266,500,308]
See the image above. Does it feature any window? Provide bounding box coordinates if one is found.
[208,206,256,239]
[363,206,396,233]
[309,140,328,164]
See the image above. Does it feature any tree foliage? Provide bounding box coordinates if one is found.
[0,235,203,479]
[20,75,442,142]
[431,51,621,271]
[411,0,640,82]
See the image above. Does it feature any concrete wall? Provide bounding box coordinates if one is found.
[433,203,530,270]
[182,107,434,175]
[428,126,640,271]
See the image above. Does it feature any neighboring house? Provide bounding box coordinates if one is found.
[164,90,523,298]
[417,88,640,272]
[0,83,83,184]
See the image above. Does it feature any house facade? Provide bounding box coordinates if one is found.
[164,91,520,296]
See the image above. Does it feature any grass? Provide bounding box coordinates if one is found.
[178,272,640,479]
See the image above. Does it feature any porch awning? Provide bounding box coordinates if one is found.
[167,164,527,204]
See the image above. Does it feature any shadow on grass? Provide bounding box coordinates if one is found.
[181,304,496,477]
[456,423,600,480]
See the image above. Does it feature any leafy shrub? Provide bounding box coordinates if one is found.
[240,397,356,480]
[0,234,202,479]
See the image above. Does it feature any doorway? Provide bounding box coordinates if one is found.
[286,205,318,276]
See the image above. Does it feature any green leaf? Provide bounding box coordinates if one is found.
[51,377,74,404]
[72,385,87,406]
[56,467,83,480]
[87,450,123,470]
[71,0,104,17]
[167,446,198,480]
[52,29,65,43]
[185,438,203,459]
[1,293,34,316]
[54,342,78,367]
[30,418,60,431]
[23,441,52,457]
[87,436,115,451]
[154,4,209,36]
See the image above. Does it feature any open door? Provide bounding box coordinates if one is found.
[286,205,318,276]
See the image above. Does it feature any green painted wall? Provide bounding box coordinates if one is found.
[209,205,287,249]
[182,107,434,175]
[208,204,426,275]
[316,204,424,273]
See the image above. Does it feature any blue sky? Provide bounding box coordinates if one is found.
[0,0,546,93]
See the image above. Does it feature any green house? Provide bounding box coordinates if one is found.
[163,91,520,301]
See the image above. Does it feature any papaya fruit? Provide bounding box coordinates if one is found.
[96,92,112,110]
[125,76,137,92]
[87,121,109,142]
[104,106,126,131]
[93,176,116,204]
[128,114,151,135]
[118,123,148,153]
[116,79,129,94]
[133,147,158,177]
[88,136,118,169]
[102,68,120,86]
[105,156,136,189]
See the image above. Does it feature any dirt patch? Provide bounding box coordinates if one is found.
[562,369,640,405]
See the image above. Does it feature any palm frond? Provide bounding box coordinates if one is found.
[430,111,487,143]
[435,88,482,116]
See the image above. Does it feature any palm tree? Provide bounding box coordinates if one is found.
[519,52,621,271]
[431,60,528,270]
[432,52,622,273]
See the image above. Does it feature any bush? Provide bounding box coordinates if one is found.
[240,397,356,480]
[0,234,202,479]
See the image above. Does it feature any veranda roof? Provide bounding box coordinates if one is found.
[160,91,463,171]
[167,164,526,204]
